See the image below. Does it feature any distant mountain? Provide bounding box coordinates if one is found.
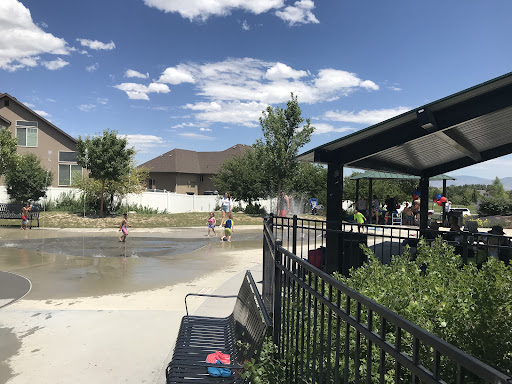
[431,175,512,190]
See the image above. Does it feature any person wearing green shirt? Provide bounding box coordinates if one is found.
[354,208,367,233]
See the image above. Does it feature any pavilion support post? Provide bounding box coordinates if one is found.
[326,163,343,274]
[368,179,373,221]
[355,179,359,208]
[419,176,429,230]
[442,179,447,225]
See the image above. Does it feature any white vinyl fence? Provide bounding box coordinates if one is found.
[0,187,353,215]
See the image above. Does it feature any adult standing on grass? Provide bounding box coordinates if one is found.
[278,190,290,217]
[221,192,232,226]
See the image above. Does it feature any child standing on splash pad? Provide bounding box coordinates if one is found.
[207,212,216,237]
[220,213,234,242]
[119,213,130,242]
[20,202,32,230]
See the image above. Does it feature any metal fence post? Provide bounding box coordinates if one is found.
[273,240,282,347]
[292,215,297,256]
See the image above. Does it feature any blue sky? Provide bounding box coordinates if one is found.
[1,0,512,178]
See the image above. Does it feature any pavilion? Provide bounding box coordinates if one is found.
[297,71,512,273]
[349,171,456,223]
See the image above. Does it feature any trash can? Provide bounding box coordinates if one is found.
[339,231,367,275]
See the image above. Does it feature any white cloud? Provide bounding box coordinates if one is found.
[315,69,378,94]
[178,132,215,141]
[172,122,209,128]
[96,98,108,105]
[78,104,96,112]
[150,58,379,125]
[323,107,410,125]
[142,0,284,21]
[86,62,99,72]
[125,69,149,79]
[114,82,170,100]
[199,127,212,132]
[389,86,402,91]
[158,66,195,85]
[76,38,116,50]
[119,134,166,153]
[41,57,69,70]
[242,20,250,31]
[0,0,70,71]
[275,0,319,26]
[34,110,51,118]
[265,62,307,81]
[183,100,267,127]
[23,102,35,108]
[311,123,355,135]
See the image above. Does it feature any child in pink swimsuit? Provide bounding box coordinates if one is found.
[207,212,216,237]
[119,213,129,242]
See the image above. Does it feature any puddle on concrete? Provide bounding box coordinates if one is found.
[0,230,261,300]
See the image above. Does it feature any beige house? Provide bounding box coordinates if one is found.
[0,92,82,187]
[139,144,250,195]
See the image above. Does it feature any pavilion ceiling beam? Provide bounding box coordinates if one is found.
[434,129,482,162]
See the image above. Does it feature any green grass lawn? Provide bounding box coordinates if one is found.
[26,211,265,229]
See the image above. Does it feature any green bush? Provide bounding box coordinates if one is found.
[44,191,98,213]
[334,237,512,377]
[241,337,286,384]
[244,203,266,215]
[477,196,511,216]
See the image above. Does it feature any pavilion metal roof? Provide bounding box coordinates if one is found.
[349,171,456,181]
[297,72,512,177]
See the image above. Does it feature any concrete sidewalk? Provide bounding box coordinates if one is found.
[0,227,264,384]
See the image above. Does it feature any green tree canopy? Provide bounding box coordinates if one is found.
[0,127,19,176]
[73,165,149,212]
[256,93,314,195]
[5,153,52,203]
[213,148,265,204]
[76,129,135,215]
[487,177,508,199]
[286,162,327,206]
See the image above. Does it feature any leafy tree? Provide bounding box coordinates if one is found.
[487,177,508,199]
[256,93,314,195]
[286,162,327,206]
[213,148,265,204]
[0,127,19,176]
[5,153,52,203]
[73,165,149,212]
[76,129,135,216]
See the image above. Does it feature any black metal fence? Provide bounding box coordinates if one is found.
[262,216,512,383]
[267,215,512,274]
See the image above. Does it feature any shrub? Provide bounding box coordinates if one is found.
[244,203,266,215]
[477,196,511,216]
[334,237,512,376]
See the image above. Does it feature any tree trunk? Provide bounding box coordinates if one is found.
[100,179,105,217]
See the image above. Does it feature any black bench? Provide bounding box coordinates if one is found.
[0,203,40,228]
[166,271,271,383]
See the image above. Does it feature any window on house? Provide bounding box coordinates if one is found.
[59,164,82,186]
[4,99,9,107]
[59,151,78,162]
[200,174,204,182]
[148,179,156,189]
[16,121,38,147]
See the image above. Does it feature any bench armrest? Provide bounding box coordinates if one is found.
[184,293,237,316]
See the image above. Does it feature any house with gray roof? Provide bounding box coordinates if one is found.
[138,144,250,194]
[0,92,83,188]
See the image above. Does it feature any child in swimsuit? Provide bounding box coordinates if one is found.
[207,212,216,237]
[119,213,129,242]
[220,213,234,242]
[21,202,32,230]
